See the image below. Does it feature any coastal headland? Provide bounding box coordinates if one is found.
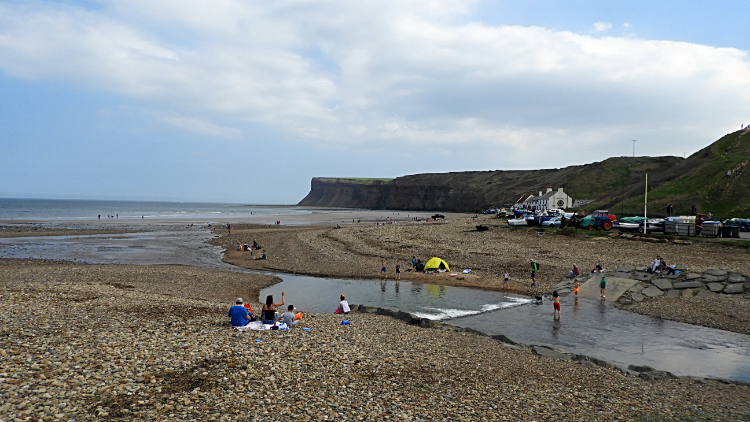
[2,214,750,420]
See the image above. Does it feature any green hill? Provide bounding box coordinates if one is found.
[299,129,750,219]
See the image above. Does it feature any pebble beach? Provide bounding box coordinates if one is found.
[3,216,750,420]
[3,261,750,421]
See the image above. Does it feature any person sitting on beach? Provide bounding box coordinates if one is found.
[228,297,256,326]
[573,264,580,277]
[280,305,298,328]
[252,240,259,249]
[237,242,242,251]
[261,292,285,324]
[592,260,603,273]
[338,295,350,315]
[253,250,268,260]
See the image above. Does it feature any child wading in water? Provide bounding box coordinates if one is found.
[503,270,510,289]
[552,290,560,319]
[395,260,401,280]
[380,260,387,279]
[600,275,606,299]
[573,279,579,298]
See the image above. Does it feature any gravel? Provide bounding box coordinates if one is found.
[3,262,750,421]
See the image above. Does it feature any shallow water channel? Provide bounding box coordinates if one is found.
[2,230,750,382]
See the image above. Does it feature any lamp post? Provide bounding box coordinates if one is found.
[632,140,637,157]
[643,171,649,234]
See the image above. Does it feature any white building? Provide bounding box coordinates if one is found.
[527,187,573,211]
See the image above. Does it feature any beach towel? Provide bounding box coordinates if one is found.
[234,321,276,332]
[462,269,471,274]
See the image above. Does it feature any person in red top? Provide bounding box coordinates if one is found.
[573,264,580,276]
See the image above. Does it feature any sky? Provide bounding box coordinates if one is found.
[1,0,749,204]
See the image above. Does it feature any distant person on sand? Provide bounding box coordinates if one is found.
[395,260,401,280]
[381,260,387,278]
[600,276,607,299]
[552,291,560,319]
[503,271,510,288]
[228,297,256,326]
[338,295,350,314]
[261,292,285,324]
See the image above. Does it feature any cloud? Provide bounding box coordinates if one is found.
[623,22,631,28]
[0,0,749,166]
[593,21,613,32]
[153,112,241,139]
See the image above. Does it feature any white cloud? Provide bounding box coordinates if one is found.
[0,0,749,166]
[623,22,631,28]
[593,21,613,32]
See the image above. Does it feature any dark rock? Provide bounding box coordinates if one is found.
[706,282,724,292]
[491,334,517,345]
[358,305,378,313]
[673,281,704,289]
[702,275,728,283]
[723,284,745,294]
[531,345,573,361]
[705,269,728,276]
[665,289,680,298]
[695,290,715,298]
[651,279,673,290]
[684,273,702,280]
[633,273,654,281]
[727,274,746,283]
[616,266,636,272]
[635,266,649,272]
[376,308,396,317]
[631,293,644,302]
[639,370,677,381]
[628,364,655,373]
[641,286,663,297]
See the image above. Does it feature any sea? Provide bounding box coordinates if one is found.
[0,198,308,221]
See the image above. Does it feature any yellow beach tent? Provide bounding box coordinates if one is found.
[424,257,450,271]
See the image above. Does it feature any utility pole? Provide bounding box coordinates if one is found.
[644,171,649,234]
[632,140,637,157]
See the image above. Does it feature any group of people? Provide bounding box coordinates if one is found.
[237,240,267,260]
[228,292,351,328]
[649,255,676,275]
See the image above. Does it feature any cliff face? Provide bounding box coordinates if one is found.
[299,130,750,216]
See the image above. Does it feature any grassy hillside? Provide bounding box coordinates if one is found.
[588,129,750,218]
[301,130,750,217]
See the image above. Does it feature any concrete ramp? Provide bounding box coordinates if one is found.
[578,276,639,301]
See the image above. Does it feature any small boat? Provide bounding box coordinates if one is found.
[507,218,528,226]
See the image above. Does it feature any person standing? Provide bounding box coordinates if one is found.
[380,260,387,279]
[411,256,417,269]
[573,279,580,298]
[600,276,607,299]
[530,259,539,287]
[552,291,560,319]
[503,270,510,289]
[395,260,401,280]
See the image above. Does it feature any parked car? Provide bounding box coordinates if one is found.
[482,209,496,214]
[542,217,562,228]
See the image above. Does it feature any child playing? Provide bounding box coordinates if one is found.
[600,275,606,298]
[280,305,298,328]
[395,260,401,280]
[503,270,510,289]
[552,290,560,319]
[380,260,387,278]
[573,279,579,298]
